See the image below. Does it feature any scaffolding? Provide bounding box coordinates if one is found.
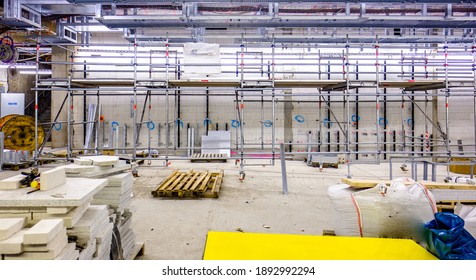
[30,37,476,178]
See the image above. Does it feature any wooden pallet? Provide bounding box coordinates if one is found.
[126,242,145,260]
[342,178,476,190]
[436,201,476,212]
[311,162,339,169]
[191,153,227,163]
[2,161,34,171]
[151,169,224,198]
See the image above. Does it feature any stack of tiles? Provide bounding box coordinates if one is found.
[0,217,27,258]
[117,209,136,259]
[92,173,133,212]
[67,205,112,260]
[0,176,109,260]
[92,172,137,259]
[65,156,136,179]
[1,219,79,260]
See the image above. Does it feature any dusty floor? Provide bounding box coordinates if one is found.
[128,159,453,260]
[0,158,455,260]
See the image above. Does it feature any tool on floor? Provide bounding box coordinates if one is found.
[400,163,409,172]
[27,178,41,194]
[20,167,40,187]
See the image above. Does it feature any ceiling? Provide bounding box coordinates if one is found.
[1,0,476,45]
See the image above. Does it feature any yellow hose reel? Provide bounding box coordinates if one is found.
[0,114,45,152]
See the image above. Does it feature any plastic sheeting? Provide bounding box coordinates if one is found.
[454,203,476,239]
[425,212,476,260]
[183,43,221,76]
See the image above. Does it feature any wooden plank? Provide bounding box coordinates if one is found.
[207,170,224,198]
[157,171,180,191]
[197,173,212,194]
[181,172,200,193]
[341,178,476,190]
[189,172,208,192]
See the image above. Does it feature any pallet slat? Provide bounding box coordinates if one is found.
[152,170,224,198]
[191,153,228,163]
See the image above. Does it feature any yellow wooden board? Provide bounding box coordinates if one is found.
[341,178,476,190]
[203,231,437,260]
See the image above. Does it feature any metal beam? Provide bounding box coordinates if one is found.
[97,15,476,29]
[66,0,476,4]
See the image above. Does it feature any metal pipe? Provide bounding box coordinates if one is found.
[375,38,381,163]
[34,39,40,163]
[280,143,288,195]
[444,42,451,156]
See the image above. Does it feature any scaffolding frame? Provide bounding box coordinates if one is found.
[31,38,476,178]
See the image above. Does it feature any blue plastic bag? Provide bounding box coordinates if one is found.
[424,212,476,260]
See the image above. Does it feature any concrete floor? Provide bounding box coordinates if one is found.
[128,159,453,260]
[0,158,455,260]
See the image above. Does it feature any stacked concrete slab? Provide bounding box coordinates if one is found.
[92,172,138,259]
[92,173,133,212]
[117,209,136,259]
[1,218,79,260]
[0,173,108,260]
[64,156,141,260]
[0,156,141,260]
[68,205,113,260]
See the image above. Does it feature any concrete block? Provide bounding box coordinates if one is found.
[79,156,119,166]
[0,175,26,190]
[46,207,73,214]
[5,233,67,260]
[95,223,113,244]
[66,162,136,179]
[0,178,107,208]
[33,202,90,228]
[40,167,66,191]
[0,229,28,254]
[63,164,95,174]
[94,234,112,257]
[0,217,26,241]
[67,205,109,247]
[23,219,64,245]
[106,172,133,187]
[73,158,93,165]
[78,238,96,260]
[55,243,79,260]
[23,228,67,252]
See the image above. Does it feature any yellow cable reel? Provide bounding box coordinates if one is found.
[0,114,45,152]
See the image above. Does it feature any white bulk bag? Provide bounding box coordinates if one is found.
[353,181,437,244]
[327,184,361,236]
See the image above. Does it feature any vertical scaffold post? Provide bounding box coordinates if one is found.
[375,36,381,163]
[132,34,139,161]
[345,37,351,178]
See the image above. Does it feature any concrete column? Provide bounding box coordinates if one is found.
[283,89,293,152]
[51,46,72,148]
[6,69,35,112]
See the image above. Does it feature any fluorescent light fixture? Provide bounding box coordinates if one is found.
[19,69,52,75]
[0,63,36,69]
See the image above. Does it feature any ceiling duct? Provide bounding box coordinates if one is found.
[1,0,41,28]
[66,0,476,4]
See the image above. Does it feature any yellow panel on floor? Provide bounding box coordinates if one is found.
[203,232,437,260]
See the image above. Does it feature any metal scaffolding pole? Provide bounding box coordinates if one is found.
[345,39,351,178]
[375,38,381,163]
